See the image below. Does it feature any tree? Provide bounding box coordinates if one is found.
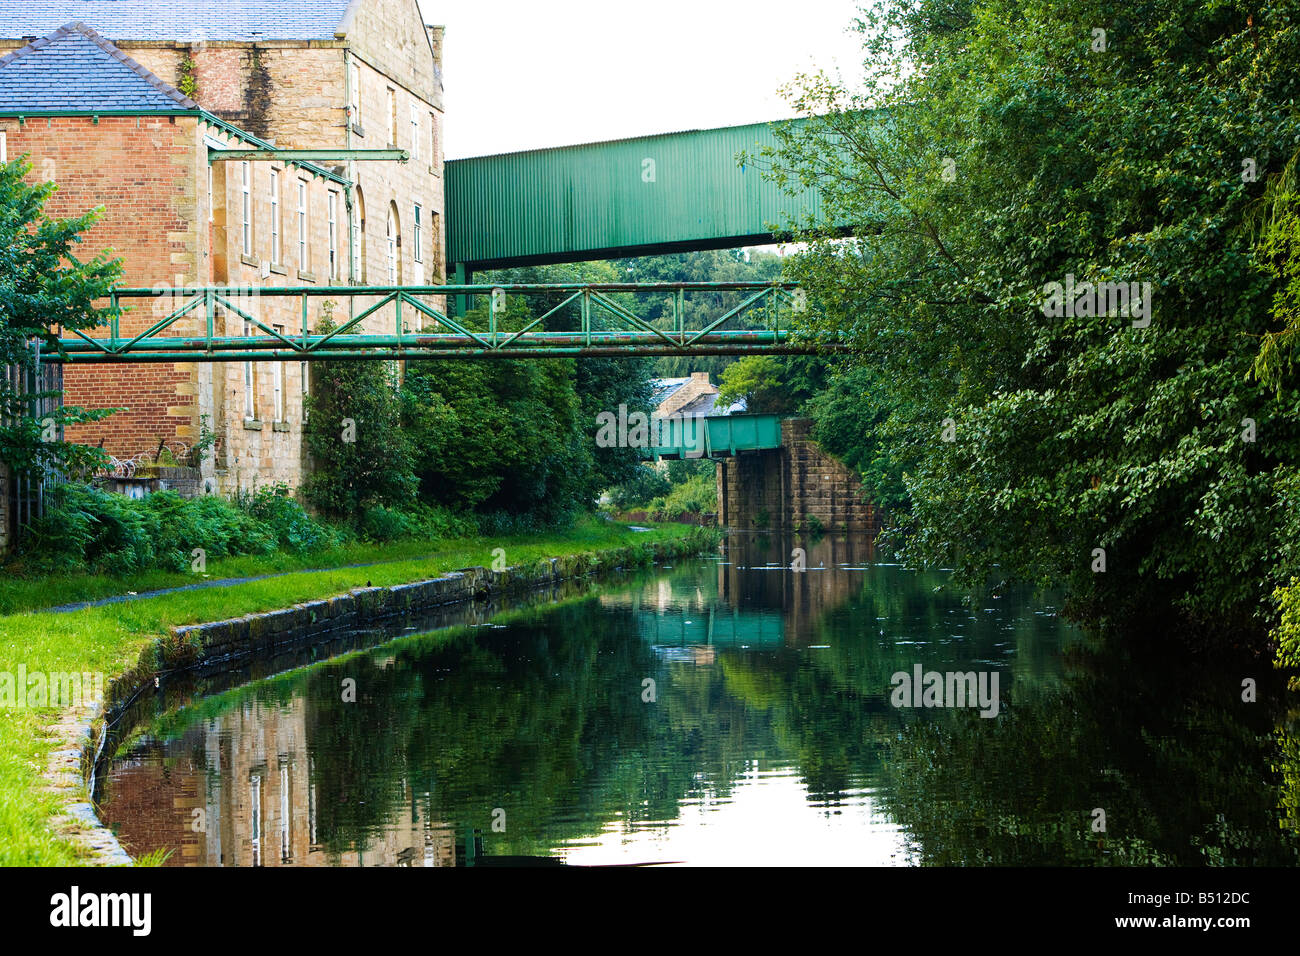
[758,0,1300,642]
[0,155,121,484]
[716,355,785,412]
[302,312,416,520]
[477,261,655,501]
[402,296,609,524]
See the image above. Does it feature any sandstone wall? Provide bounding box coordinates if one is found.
[716,418,879,533]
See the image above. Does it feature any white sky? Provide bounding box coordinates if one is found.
[419,0,868,158]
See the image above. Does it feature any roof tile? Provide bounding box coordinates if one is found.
[0,1,357,43]
[0,22,197,111]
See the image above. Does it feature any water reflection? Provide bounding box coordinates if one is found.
[98,533,1300,866]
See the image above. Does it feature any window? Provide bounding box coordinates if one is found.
[410,104,420,164]
[385,205,397,284]
[296,180,308,271]
[429,112,436,170]
[269,169,281,265]
[387,88,397,145]
[431,211,441,273]
[243,320,257,418]
[280,761,291,864]
[413,203,423,263]
[0,131,7,163]
[272,325,285,422]
[355,187,367,283]
[350,61,361,127]
[327,191,338,280]
[240,162,251,256]
[250,773,262,868]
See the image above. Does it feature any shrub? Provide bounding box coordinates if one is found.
[20,483,339,574]
[645,468,717,517]
[607,465,671,511]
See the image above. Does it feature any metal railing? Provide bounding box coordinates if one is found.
[1,347,64,545]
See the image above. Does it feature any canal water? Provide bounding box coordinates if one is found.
[97,533,1300,866]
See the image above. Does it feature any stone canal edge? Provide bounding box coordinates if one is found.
[42,535,712,866]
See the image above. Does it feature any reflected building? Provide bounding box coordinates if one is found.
[603,533,879,654]
[101,697,457,867]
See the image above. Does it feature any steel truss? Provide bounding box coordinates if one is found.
[50,283,840,362]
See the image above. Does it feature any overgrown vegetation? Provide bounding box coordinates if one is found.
[753,0,1300,652]
[608,457,717,518]
[15,483,340,574]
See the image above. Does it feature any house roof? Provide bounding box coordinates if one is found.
[649,378,692,406]
[0,22,197,111]
[0,1,358,43]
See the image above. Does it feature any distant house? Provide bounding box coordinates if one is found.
[650,372,744,419]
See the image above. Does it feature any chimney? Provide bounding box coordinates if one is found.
[691,371,710,385]
[426,24,445,86]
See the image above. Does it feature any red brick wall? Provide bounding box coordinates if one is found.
[1,115,201,457]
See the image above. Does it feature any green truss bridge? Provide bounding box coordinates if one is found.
[51,282,842,363]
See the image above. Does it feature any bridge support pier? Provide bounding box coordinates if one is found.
[716,419,879,533]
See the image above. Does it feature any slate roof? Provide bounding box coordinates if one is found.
[0,1,358,42]
[0,22,197,111]
[649,377,691,406]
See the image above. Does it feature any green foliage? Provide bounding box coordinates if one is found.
[21,483,341,574]
[642,465,716,516]
[481,260,654,497]
[403,292,649,525]
[716,355,784,412]
[761,0,1300,641]
[176,54,198,99]
[1248,149,1300,394]
[303,313,416,521]
[358,502,476,543]
[0,155,122,483]
[238,483,342,554]
[606,465,671,511]
[607,457,717,516]
[805,363,909,512]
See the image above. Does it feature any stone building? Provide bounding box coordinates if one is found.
[651,371,733,419]
[0,1,446,498]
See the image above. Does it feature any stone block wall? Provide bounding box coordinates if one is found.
[716,418,879,533]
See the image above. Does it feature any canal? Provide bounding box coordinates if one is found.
[97,533,1300,866]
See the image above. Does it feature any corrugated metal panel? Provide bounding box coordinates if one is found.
[445,119,829,268]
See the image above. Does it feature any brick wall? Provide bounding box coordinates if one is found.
[0,115,202,459]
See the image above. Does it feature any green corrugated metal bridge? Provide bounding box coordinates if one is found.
[445,119,827,274]
[639,413,783,460]
[51,120,848,363]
